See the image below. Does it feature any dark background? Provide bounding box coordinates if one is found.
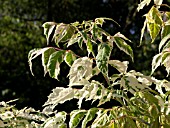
[0,0,170,110]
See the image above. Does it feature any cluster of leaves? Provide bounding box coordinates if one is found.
[1,0,170,127]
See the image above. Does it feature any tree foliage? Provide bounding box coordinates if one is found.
[1,0,170,127]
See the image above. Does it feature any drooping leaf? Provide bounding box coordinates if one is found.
[162,52,170,75]
[68,57,93,86]
[154,0,163,6]
[108,60,129,73]
[54,24,76,46]
[159,33,170,52]
[146,7,162,25]
[147,22,161,43]
[86,38,94,57]
[113,32,132,43]
[47,50,65,79]
[67,34,79,47]
[140,20,147,45]
[137,0,151,11]
[82,108,98,128]
[92,109,109,128]
[28,48,50,75]
[47,25,56,45]
[78,37,83,49]
[161,25,170,39]
[42,47,56,76]
[145,7,163,43]
[42,22,57,42]
[69,110,86,128]
[43,87,76,110]
[96,43,112,76]
[64,50,76,67]
[43,111,67,128]
[112,36,133,61]
[151,53,162,75]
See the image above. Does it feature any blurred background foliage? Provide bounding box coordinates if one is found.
[0,0,170,110]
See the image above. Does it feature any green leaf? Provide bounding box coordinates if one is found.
[67,34,79,47]
[159,33,170,52]
[42,22,57,39]
[64,50,76,67]
[112,36,133,61]
[42,47,56,76]
[86,38,94,57]
[47,50,65,79]
[147,23,161,43]
[95,17,120,27]
[161,25,170,39]
[96,43,112,76]
[142,92,159,105]
[146,7,162,25]
[108,60,129,73]
[137,0,151,11]
[124,117,137,128]
[78,37,83,49]
[151,53,162,75]
[54,24,75,46]
[92,110,109,127]
[148,104,159,118]
[47,25,56,45]
[162,52,170,75]
[150,118,160,128]
[68,57,93,86]
[114,32,132,43]
[69,110,86,128]
[43,87,76,110]
[82,108,98,128]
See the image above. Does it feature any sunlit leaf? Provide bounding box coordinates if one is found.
[82,108,98,128]
[47,50,65,79]
[42,22,57,42]
[112,36,133,61]
[43,87,76,110]
[95,17,120,27]
[108,60,129,73]
[162,52,170,75]
[54,24,76,46]
[154,0,163,7]
[43,112,67,128]
[146,7,162,25]
[161,25,170,39]
[42,47,56,76]
[151,53,162,75]
[69,110,86,128]
[86,38,94,57]
[68,57,93,86]
[64,50,76,67]
[92,110,109,127]
[140,20,147,45]
[28,48,49,75]
[137,0,151,11]
[147,22,161,43]
[159,33,170,52]
[96,43,112,76]
[67,34,79,47]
